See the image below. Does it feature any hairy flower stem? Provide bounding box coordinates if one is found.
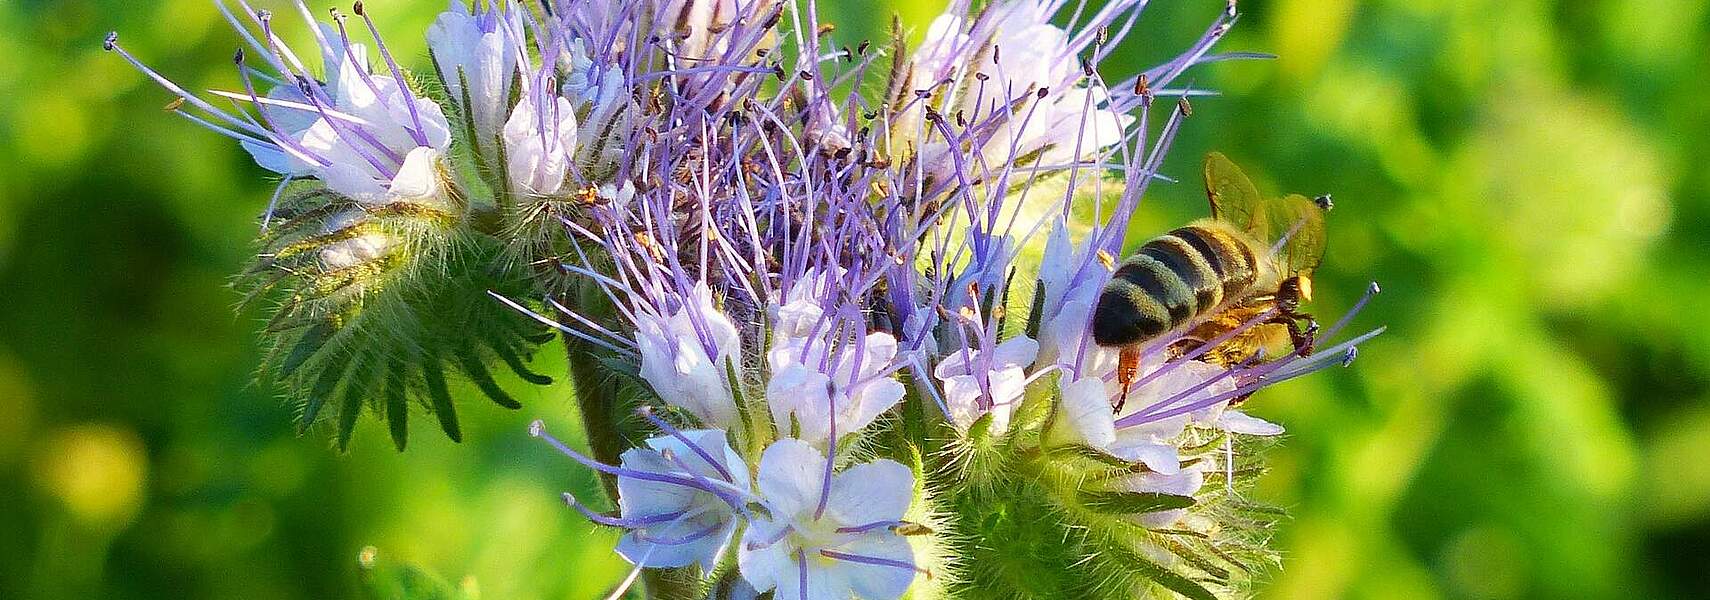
[563,333,626,500]
[559,288,704,600]
[563,338,702,600]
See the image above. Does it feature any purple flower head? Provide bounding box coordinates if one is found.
[118,0,1387,594]
[428,0,529,165]
[107,1,453,211]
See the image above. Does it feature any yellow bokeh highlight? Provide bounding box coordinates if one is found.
[14,88,90,170]
[1642,404,1710,527]
[31,423,149,529]
[1269,0,1356,82]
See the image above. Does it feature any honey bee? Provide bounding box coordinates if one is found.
[1091,152,1328,410]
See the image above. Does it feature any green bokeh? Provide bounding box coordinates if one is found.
[2,1,1706,598]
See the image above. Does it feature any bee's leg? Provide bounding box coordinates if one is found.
[1285,316,1318,357]
[1273,275,1318,356]
[1166,336,1205,361]
[1275,275,1313,314]
[1115,345,1142,414]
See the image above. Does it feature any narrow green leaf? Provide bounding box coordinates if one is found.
[1024,278,1046,340]
[279,321,333,378]
[1080,490,1196,514]
[1134,555,1219,600]
[385,363,409,452]
[1159,537,1232,581]
[335,361,369,452]
[490,338,553,385]
[591,353,646,386]
[299,357,346,435]
[1045,444,1141,470]
[1106,545,1220,600]
[457,351,522,409]
[456,67,486,175]
[422,360,462,442]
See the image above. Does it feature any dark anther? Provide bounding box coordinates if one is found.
[352,1,366,16]
[1036,87,1050,99]
[103,32,118,51]
[857,39,871,55]
[234,48,246,64]
[1079,56,1093,77]
[1313,194,1334,211]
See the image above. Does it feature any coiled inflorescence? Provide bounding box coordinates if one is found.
[116,1,1380,598]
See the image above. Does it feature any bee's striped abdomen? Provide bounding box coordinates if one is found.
[1171,224,1259,301]
[1091,223,1261,347]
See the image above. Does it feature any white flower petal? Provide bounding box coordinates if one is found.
[387,147,442,199]
[615,517,734,570]
[1123,465,1205,529]
[839,535,917,600]
[737,519,795,592]
[643,429,750,485]
[767,365,833,445]
[1054,376,1115,450]
[756,438,828,520]
[991,336,1039,368]
[1217,409,1286,436]
[847,378,906,435]
[241,141,297,176]
[614,449,698,517]
[1110,441,1181,475]
[825,459,913,527]
[790,560,854,600]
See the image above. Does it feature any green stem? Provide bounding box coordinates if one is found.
[560,309,703,600]
[563,334,625,500]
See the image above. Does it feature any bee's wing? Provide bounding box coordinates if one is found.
[1204,152,1268,238]
[1267,193,1328,275]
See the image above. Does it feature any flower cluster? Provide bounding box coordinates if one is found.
[117,0,1381,598]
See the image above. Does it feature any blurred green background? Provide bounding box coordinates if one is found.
[3,0,1708,598]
